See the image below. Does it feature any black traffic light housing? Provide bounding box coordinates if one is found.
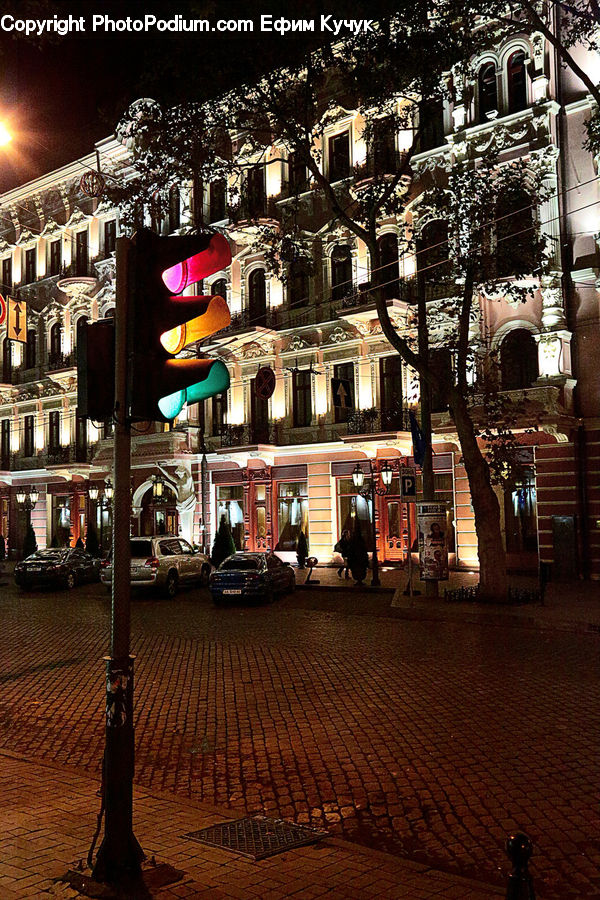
[127,228,232,422]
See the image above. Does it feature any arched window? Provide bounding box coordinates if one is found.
[478,62,498,122]
[418,220,451,287]
[2,337,11,383]
[330,245,352,302]
[507,50,527,114]
[50,322,62,361]
[378,233,399,300]
[500,329,539,390]
[26,329,37,369]
[248,268,266,324]
[211,278,227,300]
[76,316,88,349]
[288,259,311,308]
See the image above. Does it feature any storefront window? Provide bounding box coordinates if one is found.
[336,477,373,551]
[276,481,308,551]
[216,484,244,549]
[52,496,72,547]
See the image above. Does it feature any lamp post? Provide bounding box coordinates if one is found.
[16,486,39,555]
[352,461,393,587]
[89,480,113,552]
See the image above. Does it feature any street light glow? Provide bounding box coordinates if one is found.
[0,122,12,146]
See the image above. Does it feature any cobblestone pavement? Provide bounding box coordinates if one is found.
[0,579,598,898]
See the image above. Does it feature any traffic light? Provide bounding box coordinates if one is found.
[78,318,115,420]
[128,228,232,422]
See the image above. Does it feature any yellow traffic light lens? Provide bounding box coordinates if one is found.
[160,324,186,354]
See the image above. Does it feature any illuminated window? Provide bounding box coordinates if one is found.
[276,482,308,551]
[336,478,373,551]
[216,484,244,549]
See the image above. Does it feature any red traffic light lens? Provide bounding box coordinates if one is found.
[162,233,232,294]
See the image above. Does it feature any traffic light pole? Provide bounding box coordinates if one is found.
[93,236,144,884]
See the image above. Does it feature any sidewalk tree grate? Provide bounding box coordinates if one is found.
[185,815,328,860]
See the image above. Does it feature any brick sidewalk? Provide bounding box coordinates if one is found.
[297,563,600,633]
[0,751,503,899]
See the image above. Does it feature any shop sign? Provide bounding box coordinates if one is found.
[416,501,449,581]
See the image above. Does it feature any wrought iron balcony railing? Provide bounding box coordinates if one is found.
[48,351,76,371]
[346,407,413,435]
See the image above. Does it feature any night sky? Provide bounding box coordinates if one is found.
[0,0,398,193]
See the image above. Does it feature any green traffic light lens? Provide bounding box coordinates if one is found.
[158,389,186,420]
[157,361,230,420]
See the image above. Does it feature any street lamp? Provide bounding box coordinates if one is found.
[0,122,12,147]
[104,478,114,502]
[352,461,394,587]
[16,486,38,511]
[151,473,166,503]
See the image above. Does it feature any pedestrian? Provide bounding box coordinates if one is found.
[334,529,351,579]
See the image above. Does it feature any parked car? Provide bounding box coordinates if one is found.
[210,552,295,605]
[14,548,101,590]
[100,535,212,598]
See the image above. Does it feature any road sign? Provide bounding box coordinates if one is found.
[332,377,353,409]
[0,293,6,327]
[7,297,26,342]
[401,467,417,501]
[255,366,276,400]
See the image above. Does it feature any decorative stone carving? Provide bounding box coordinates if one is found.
[328,326,355,344]
[287,333,310,351]
[541,284,566,329]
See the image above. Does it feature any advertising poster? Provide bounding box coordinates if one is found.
[416,501,449,581]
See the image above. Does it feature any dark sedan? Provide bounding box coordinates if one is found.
[14,548,101,590]
[209,552,295,605]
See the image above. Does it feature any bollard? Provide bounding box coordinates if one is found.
[304,556,320,585]
[505,832,535,900]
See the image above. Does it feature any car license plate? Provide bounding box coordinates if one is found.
[29,566,42,572]
[223,589,241,595]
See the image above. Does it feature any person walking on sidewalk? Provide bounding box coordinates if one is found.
[334,529,351,579]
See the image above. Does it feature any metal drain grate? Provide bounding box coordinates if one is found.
[186,815,328,860]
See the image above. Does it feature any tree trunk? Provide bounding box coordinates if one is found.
[449,390,509,602]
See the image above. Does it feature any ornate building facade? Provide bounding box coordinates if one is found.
[0,27,598,577]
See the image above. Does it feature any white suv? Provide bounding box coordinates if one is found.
[101,535,212,598]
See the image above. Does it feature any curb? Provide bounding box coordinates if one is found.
[0,749,505,898]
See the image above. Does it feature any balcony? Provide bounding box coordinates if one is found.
[46,446,94,465]
[48,351,76,372]
[346,407,413,436]
[218,424,275,448]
